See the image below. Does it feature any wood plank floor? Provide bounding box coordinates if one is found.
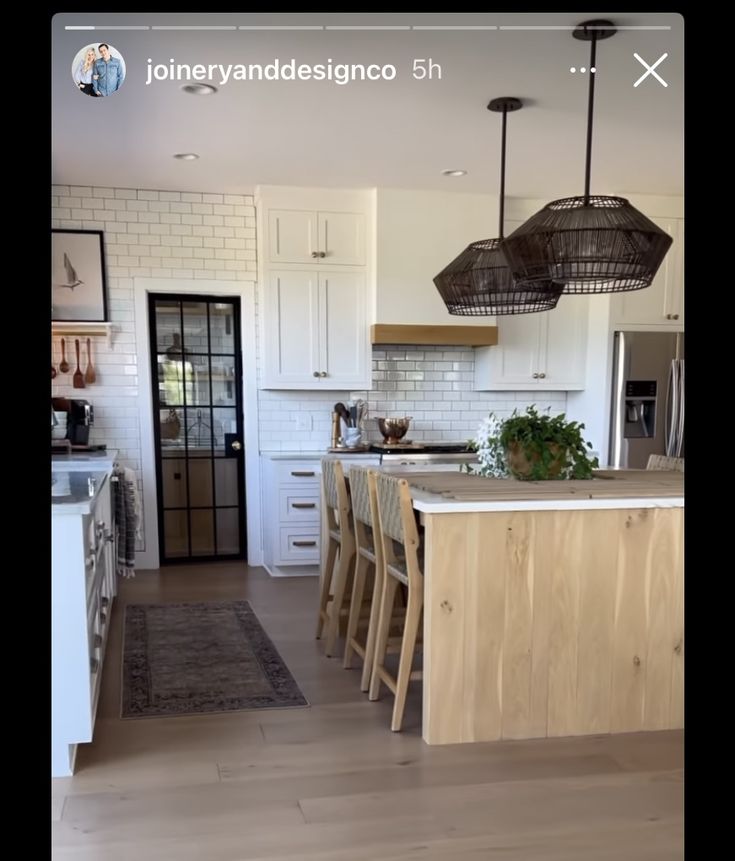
[52,563,683,860]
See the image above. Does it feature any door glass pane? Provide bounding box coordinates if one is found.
[159,408,184,447]
[215,459,238,506]
[185,407,213,451]
[188,459,213,508]
[182,302,209,353]
[155,300,181,353]
[162,458,187,508]
[191,510,214,556]
[164,510,189,558]
[210,303,235,354]
[213,407,238,451]
[210,358,237,407]
[216,509,240,555]
[158,356,193,407]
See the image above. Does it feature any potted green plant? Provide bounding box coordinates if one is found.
[468,405,599,481]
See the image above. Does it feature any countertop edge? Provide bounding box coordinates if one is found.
[413,493,685,513]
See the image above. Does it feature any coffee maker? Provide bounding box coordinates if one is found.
[67,399,94,445]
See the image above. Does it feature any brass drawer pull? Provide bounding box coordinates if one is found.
[292,540,317,547]
[291,471,315,477]
[292,502,316,509]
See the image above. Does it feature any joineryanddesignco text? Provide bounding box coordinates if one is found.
[146,57,443,86]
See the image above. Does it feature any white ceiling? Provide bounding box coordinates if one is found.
[52,12,683,199]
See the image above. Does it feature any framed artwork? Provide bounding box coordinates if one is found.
[51,229,108,321]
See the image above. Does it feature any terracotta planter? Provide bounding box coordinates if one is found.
[505,441,567,480]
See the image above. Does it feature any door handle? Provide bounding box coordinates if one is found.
[231,440,242,451]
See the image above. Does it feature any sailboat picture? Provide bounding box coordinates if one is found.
[51,229,108,321]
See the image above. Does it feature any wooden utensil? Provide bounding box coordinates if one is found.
[73,339,85,388]
[84,338,96,384]
[51,364,56,379]
[59,338,70,373]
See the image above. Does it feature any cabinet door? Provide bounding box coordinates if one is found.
[264,271,320,386]
[663,220,684,326]
[611,217,681,328]
[268,210,317,264]
[538,297,588,390]
[319,272,370,387]
[317,212,365,265]
[474,314,542,390]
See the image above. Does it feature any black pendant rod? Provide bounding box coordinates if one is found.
[583,33,598,204]
[488,96,521,239]
[498,105,508,239]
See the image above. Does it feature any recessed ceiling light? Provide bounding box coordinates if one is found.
[173,153,199,160]
[441,169,467,177]
[181,84,217,95]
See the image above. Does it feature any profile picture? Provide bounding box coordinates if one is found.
[71,43,126,98]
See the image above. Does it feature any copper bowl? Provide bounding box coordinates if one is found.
[376,416,412,444]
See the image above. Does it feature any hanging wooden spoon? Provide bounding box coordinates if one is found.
[59,338,70,373]
[51,338,57,379]
[84,338,96,384]
[73,339,85,388]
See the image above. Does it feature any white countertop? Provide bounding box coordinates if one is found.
[51,449,118,471]
[262,451,380,460]
[51,471,110,515]
[411,489,684,513]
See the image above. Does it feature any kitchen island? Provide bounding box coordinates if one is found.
[406,469,684,745]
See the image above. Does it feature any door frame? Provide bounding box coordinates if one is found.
[134,278,262,570]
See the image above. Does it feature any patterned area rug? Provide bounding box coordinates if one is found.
[121,601,308,718]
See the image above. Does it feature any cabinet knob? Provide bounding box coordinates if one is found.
[310,251,319,258]
[538,372,546,379]
[100,611,107,624]
[318,251,326,258]
[90,657,99,674]
[313,371,320,377]
[320,371,328,377]
[532,373,539,379]
[100,596,110,608]
[86,553,96,568]
[93,633,103,648]
[673,314,679,320]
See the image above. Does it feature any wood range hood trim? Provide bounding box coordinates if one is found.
[370,324,498,347]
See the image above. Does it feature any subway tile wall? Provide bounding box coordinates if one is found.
[257,345,567,451]
[51,185,257,552]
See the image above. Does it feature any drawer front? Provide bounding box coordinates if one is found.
[278,526,320,563]
[279,489,320,522]
[273,461,321,487]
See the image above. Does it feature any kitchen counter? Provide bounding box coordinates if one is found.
[52,449,118,471]
[52,470,110,515]
[406,469,684,745]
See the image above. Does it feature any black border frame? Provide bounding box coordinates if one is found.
[51,228,109,322]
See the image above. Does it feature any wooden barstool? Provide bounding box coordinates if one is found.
[316,458,355,658]
[369,473,423,732]
[343,467,405,691]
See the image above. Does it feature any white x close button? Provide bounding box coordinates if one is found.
[633,53,668,88]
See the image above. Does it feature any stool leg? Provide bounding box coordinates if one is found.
[343,553,369,669]
[325,547,354,658]
[360,560,381,692]
[391,591,422,732]
[316,536,338,639]
[368,575,399,701]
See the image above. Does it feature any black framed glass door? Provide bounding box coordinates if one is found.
[149,294,246,562]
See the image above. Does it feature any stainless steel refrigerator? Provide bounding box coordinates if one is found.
[609,331,685,469]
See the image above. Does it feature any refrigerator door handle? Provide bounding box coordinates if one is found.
[675,359,685,457]
[664,360,676,457]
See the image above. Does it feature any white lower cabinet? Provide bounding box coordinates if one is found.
[261,454,379,576]
[52,472,117,777]
[474,296,589,391]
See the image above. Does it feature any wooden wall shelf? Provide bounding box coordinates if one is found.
[371,324,498,347]
[52,322,115,348]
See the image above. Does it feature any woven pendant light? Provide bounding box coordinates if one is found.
[433,98,562,316]
[502,20,673,294]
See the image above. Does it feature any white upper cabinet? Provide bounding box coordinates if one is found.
[257,187,373,390]
[268,209,365,265]
[474,298,589,391]
[610,217,683,330]
[263,270,369,389]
